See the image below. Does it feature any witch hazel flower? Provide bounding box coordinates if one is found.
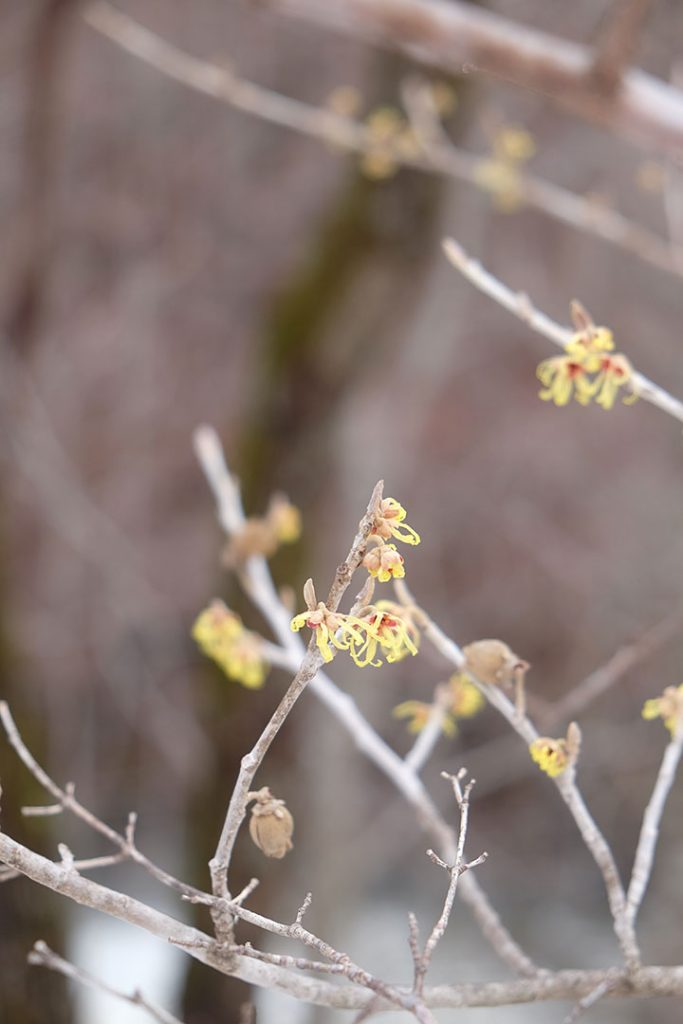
[537,301,636,410]
[371,498,421,546]
[351,600,420,667]
[642,684,683,735]
[362,539,405,582]
[193,600,269,689]
[529,722,582,778]
[290,579,376,664]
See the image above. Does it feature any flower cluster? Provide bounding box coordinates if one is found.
[360,106,419,180]
[529,722,581,778]
[537,303,636,410]
[222,494,301,568]
[473,125,535,213]
[394,673,484,736]
[193,600,268,689]
[362,496,420,587]
[290,582,419,669]
[642,684,683,736]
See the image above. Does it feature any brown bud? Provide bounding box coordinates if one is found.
[247,787,294,859]
[462,639,528,686]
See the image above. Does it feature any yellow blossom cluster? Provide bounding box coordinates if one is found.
[529,723,581,778]
[394,673,485,736]
[193,600,268,689]
[473,125,535,212]
[642,684,683,735]
[222,494,301,567]
[291,580,419,669]
[537,304,637,410]
[362,497,420,585]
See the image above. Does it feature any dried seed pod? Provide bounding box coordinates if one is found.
[247,787,294,859]
[462,639,530,717]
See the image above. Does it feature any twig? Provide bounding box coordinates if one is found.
[194,426,539,978]
[83,2,683,281]
[394,580,640,969]
[208,477,384,924]
[0,851,127,884]
[261,0,683,160]
[547,608,683,726]
[625,715,683,925]
[562,976,619,1023]
[591,0,656,94]
[404,685,451,773]
[443,237,683,428]
[0,701,204,901]
[412,772,488,994]
[28,941,186,1024]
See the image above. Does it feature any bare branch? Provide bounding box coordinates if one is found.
[260,0,683,161]
[626,716,683,925]
[548,608,683,726]
[443,238,683,428]
[0,701,204,901]
[591,0,657,94]
[84,3,683,281]
[29,942,186,1024]
[562,976,619,1023]
[413,772,488,994]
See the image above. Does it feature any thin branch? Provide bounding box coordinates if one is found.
[83,2,683,281]
[591,0,656,94]
[0,701,204,901]
[547,608,683,727]
[443,237,683,428]
[28,942,186,1024]
[0,850,127,884]
[413,772,488,994]
[403,685,451,773]
[562,976,619,1023]
[394,580,640,969]
[5,827,683,1012]
[208,476,384,924]
[626,715,683,925]
[194,425,539,978]
[261,0,683,161]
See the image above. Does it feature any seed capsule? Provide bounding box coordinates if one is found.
[247,787,294,859]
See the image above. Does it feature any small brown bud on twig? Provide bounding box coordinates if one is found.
[247,787,294,859]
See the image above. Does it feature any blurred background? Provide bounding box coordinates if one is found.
[1,1,683,1022]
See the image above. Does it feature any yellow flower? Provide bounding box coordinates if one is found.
[537,306,636,411]
[267,495,302,544]
[193,601,268,689]
[393,700,457,737]
[290,579,376,664]
[642,684,683,735]
[591,354,636,410]
[493,126,535,163]
[448,674,485,719]
[326,85,362,119]
[362,541,405,582]
[372,498,420,546]
[351,601,419,667]
[537,354,594,407]
[529,737,570,778]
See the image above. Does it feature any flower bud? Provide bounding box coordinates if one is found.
[247,787,294,859]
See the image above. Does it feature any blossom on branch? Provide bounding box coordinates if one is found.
[529,723,581,778]
[642,684,683,735]
[362,540,405,582]
[193,601,269,689]
[371,497,421,545]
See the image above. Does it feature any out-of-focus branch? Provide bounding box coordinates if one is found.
[28,942,186,1024]
[626,716,683,925]
[591,0,657,95]
[259,0,683,161]
[83,2,683,281]
[548,608,683,726]
[443,238,683,428]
